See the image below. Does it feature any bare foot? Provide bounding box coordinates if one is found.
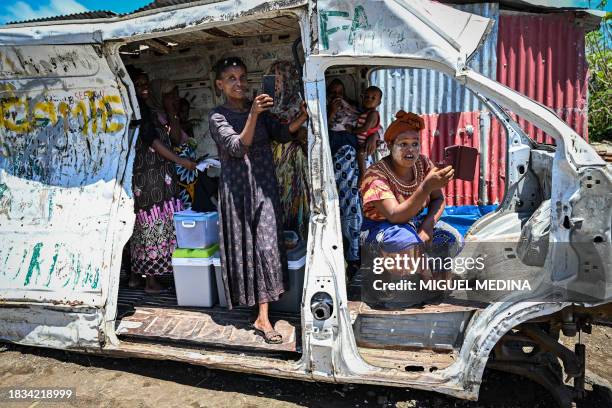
[144,276,165,294]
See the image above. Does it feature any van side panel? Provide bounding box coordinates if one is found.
[0,44,134,346]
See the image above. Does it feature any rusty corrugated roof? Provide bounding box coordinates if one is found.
[131,0,199,13]
[497,12,589,142]
[5,10,117,26]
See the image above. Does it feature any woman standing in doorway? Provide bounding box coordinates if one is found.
[129,71,196,293]
[209,57,308,344]
[147,79,199,209]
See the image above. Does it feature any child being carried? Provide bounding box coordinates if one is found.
[346,86,383,177]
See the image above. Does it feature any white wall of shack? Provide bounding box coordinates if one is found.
[125,32,302,161]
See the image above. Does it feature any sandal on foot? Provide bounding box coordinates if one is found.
[251,325,283,344]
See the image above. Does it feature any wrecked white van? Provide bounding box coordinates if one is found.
[0,1,610,407]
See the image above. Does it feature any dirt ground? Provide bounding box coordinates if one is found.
[0,326,610,408]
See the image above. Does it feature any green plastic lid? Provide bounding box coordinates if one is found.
[172,244,219,259]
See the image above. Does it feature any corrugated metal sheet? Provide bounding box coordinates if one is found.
[373,6,589,205]
[371,3,500,205]
[371,2,499,125]
[420,111,485,206]
[132,0,199,14]
[497,12,589,142]
[5,11,117,26]
[484,11,590,203]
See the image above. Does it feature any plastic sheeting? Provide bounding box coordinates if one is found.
[425,205,498,236]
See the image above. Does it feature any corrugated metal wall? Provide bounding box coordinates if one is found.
[497,12,589,143]
[372,3,499,119]
[371,3,499,206]
[372,4,589,205]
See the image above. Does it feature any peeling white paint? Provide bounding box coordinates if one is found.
[0,305,102,349]
[316,0,491,70]
[0,44,134,314]
[0,1,308,45]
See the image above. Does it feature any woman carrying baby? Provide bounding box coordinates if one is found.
[327,78,362,276]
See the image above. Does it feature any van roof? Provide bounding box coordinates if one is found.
[0,0,307,45]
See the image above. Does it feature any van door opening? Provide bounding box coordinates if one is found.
[114,14,306,358]
[321,64,561,372]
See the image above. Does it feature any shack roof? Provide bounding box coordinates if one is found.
[5,10,117,26]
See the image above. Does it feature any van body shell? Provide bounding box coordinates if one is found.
[0,0,610,402]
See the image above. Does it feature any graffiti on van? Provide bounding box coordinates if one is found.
[319,6,370,50]
[319,5,408,52]
[0,84,127,184]
[1,241,101,291]
[0,48,98,79]
[0,85,125,136]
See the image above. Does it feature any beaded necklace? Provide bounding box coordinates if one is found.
[379,156,424,197]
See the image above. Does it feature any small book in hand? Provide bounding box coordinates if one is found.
[442,145,478,182]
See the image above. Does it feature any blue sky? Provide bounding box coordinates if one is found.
[0,0,610,25]
[0,0,151,24]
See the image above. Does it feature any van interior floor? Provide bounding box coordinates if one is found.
[116,271,487,366]
[115,276,301,356]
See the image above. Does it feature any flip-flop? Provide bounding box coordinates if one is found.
[251,324,283,344]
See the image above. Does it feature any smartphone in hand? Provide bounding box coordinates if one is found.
[262,75,276,100]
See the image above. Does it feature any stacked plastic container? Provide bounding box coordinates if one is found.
[171,209,223,307]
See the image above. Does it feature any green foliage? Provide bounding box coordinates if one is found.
[586,13,612,142]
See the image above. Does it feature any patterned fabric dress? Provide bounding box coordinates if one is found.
[360,154,463,260]
[130,110,182,277]
[266,61,311,240]
[209,105,292,309]
[327,97,362,262]
[173,140,198,209]
[334,145,363,262]
[272,142,310,239]
[155,112,198,209]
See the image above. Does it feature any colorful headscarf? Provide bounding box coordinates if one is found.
[383,110,425,144]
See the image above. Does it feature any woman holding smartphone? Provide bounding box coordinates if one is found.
[208,57,308,344]
[360,111,463,280]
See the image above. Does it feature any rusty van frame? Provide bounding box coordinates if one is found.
[0,1,610,406]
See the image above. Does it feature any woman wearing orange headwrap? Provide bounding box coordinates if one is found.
[359,111,463,303]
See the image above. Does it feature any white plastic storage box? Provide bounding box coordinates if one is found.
[174,209,219,249]
[271,235,307,313]
[171,245,220,307]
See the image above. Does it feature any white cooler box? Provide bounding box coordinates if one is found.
[174,210,219,249]
[172,245,225,307]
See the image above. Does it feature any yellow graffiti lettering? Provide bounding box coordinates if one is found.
[1,97,31,133]
[102,95,125,133]
[32,101,58,127]
[86,91,98,134]
[71,100,89,135]
[96,99,108,133]
[1,91,125,136]
[0,83,17,94]
[58,101,71,134]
